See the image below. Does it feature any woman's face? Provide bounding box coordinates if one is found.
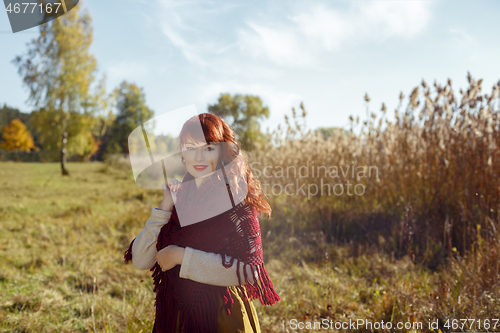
[182,140,221,179]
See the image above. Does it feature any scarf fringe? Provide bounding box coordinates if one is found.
[219,261,281,317]
[152,264,221,333]
[247,262,281,305]
[124,238,135,263]
[222,287,234,315]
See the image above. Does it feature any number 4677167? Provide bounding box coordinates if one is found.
[444,318,499,330]
[6,2,63,14]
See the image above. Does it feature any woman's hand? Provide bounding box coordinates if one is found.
[159,179,182,211]
[155,245,185,272]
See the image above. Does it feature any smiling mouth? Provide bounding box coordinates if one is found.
[193,165,208,171]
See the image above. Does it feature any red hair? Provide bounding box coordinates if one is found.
[178,113,271,218]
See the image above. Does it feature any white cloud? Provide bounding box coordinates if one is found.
[238,1,433,66]
[448,27,474,46]
[238,22,314,67]
[161,22,204,65]
[355,1,431,40]
[290,3,354,51]
[152,0,432,68]
[155,1,243,67]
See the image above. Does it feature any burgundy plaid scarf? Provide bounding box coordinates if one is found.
[125,171,280,332]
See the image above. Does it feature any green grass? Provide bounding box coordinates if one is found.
[0,162,499,332]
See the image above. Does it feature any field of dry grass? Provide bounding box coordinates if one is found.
[1,74,500,332]
[0,160,498,333]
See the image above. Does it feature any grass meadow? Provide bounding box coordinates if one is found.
[0,160,498,333]
[1,76,500,332]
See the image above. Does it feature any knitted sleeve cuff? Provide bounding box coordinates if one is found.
[152,207,172,218]
[131,208,172,270]
[179,247,256,286]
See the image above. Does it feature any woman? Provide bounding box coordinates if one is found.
[124,113,280,333]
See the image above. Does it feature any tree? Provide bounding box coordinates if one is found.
[13,5,101,175]
[0,119,37,152]
[208,93,269,151]
[89,107,115,161]
[28,107,97,160]
[0,104,31,129]
[0,104,38,146]
[154,134,179,155]
[104,81,154,155]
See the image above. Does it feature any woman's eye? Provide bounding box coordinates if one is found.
[206,147,215,151]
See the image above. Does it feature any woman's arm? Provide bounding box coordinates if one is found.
[178,208,258,286]
[131,208,171,270]
[134,207,257,286]
[179,247,258,286]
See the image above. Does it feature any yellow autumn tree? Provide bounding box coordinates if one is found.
[0,119,38,152]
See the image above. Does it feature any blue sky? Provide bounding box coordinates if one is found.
[1,0,500,135]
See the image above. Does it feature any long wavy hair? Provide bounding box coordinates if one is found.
[178,113,271,218]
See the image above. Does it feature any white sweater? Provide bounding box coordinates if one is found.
[131,207,257,286]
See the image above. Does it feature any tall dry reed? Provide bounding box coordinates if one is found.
[250,72,500,268]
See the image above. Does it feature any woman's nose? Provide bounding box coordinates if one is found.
[195,148,204,161]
